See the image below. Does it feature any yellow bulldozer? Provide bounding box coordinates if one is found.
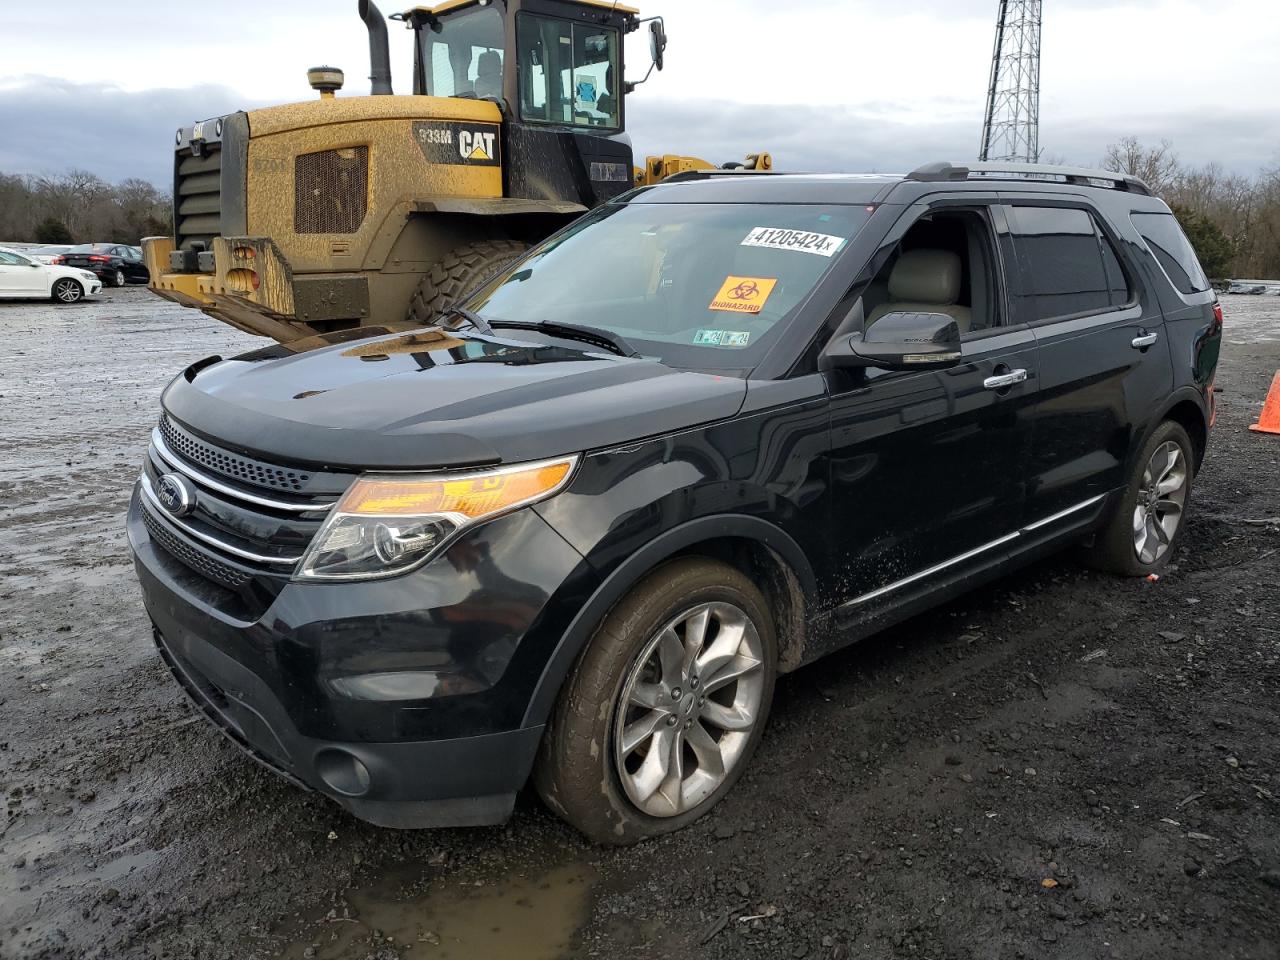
[142,0,771,343]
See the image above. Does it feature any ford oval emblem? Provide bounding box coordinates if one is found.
[156,473,197,518]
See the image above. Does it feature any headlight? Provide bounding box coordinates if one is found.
[79,271,97,281]
[295,456,578,581]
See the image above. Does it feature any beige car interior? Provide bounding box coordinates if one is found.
[862,210,996,335]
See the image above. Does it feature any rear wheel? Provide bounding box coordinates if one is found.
[1082,420,1194,576]
[405,240,527,325]
[534,558,777,844]
[51,278,84,304]
[111,268,125,287]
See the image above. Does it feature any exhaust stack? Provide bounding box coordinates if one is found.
[358,0,394,96]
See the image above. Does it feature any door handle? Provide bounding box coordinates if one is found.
[1131,332,1159,349]
[983,368,1028,390]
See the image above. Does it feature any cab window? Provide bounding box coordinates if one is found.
[420,6,505,98]
[517,14,620,129]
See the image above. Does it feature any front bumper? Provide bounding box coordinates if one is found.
[142,235,372,343]
[127,489,592,828]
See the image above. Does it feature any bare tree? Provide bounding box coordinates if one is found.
[1101,137,1181,194]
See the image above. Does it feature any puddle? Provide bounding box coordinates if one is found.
[280,861,596,960]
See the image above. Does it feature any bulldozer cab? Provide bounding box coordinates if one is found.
[409,0,644,132]
[401,0,658,205]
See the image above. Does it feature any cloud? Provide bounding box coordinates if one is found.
[626,98,1280,177]
[0,76,1274,194]
[0,76,268,186]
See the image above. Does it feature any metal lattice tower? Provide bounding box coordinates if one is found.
[979,0,1042,162]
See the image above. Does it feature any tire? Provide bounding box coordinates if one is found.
[534,557,777,845]
[111,268,126,287]
[51,278,84,304]
[405,240,528,325]
[1082,420,1195,576]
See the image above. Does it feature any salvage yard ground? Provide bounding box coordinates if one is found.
[1,290,1278,960]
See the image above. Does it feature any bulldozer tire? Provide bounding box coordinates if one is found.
[405,240,528,325]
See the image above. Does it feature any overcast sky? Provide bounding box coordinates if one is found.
[1,0,1277,186]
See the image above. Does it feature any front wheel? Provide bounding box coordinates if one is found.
[1082,420,1194,576]
[404,240,528,326]
[534,558,777,845]
[51,278,84,304]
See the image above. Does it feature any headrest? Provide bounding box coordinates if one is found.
[887,249,962,305]
[478,50,501,78]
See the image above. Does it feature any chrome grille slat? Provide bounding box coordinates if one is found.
[139,473,303,567]
[140,507,251,588]
[150,428,330,515]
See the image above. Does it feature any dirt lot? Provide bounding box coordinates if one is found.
[2,288,1278,960]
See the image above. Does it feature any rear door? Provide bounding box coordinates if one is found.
[1003,196,1172,532]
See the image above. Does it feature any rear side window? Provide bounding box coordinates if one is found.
[1131,212,1210,295]
[1009,206,1132,322]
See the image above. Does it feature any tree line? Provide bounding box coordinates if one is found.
[0,170,172,246]
[3,141,1277,278]
[1100,138,1279,280]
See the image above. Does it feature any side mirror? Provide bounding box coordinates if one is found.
[649,20,667,72]
[823,311,963,372]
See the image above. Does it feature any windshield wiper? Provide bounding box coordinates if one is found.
[490,320,641,358]
[437,304,493,336]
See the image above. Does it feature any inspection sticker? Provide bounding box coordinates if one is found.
[741,226,845,257]
[694,329,751,347]
[709,275,778,314]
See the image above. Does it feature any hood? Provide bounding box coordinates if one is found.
[162,327,748,470]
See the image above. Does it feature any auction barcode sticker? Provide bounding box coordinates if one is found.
[741,227,845,257]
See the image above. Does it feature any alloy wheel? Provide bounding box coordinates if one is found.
[1132,440,1188,564]
[613,601,765,818]
[54,279,82,303]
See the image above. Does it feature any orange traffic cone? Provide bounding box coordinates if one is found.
[1249,371,1280,435]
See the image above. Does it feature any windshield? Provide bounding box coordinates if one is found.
[419,7,505,98]
[467,201,873,371]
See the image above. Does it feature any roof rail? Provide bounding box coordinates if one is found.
[906,161,1153,197]
[661,168,786,184]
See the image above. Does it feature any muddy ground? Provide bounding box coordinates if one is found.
[1,288,1278,960]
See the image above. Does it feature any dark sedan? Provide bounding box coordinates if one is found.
[56,243,150,287]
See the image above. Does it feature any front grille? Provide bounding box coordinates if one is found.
[140,417,352,594]
[294,146,368,234]
[141,507,251,588]
[175,147,222,252]
[159,415,311,492]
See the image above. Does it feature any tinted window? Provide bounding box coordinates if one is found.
[1131,212,1210,295]
[517,15,620,129]
[1010,206,1124,321]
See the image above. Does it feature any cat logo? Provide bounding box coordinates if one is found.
[412,121,501,167]
[458,129,497,162]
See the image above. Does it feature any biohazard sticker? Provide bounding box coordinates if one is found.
[709,276,778,314]
[741,226,845,257]
[412,120,501,166]
[694,329,751,347]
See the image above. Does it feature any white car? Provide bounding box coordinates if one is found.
[0,246,103,303]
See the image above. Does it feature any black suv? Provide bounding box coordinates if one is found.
[127,162,1222,843]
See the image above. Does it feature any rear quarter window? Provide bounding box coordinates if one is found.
[1131,211,1210,296]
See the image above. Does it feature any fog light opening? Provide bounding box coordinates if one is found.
[315,748,373,797]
